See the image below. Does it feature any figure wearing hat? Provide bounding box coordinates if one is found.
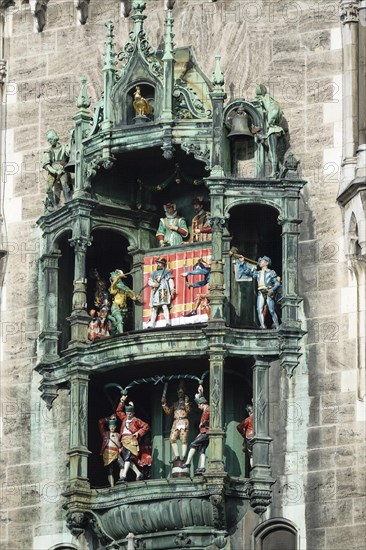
[147,257,175,327]
[161,380,191,462]
[237,404,254,468]
[236,255,281,329]
[182,385,210,476]
[98,414,125,487]
[116,395,150,482]
[190,198,212,243]
[156,203,189,247]
[109,270,141,334]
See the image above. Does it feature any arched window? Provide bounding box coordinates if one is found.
[253,518,298,550]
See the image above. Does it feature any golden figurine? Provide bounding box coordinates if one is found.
[133,86,153,117]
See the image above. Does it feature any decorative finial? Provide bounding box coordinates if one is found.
[162,5,174,61]
[165,0,176,8]
[212,54,224,89]
[132,0,147,35]
[104,21,116,72]
[76,76,91,109]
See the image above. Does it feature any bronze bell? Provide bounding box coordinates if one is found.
[64,141,76,173]
[227,105,252,138]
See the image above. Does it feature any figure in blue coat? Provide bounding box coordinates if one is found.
[237,255,280,329]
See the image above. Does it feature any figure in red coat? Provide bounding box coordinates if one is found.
[116,395,150,481]
[237,404,254,467]
[182,385,210,476]
[98,414,124,487]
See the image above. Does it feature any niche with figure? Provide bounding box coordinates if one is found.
[86,229,136,336]
[127,83,155,125]
[226,204,282,329]
[88,358,208,487]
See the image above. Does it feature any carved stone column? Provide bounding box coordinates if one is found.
[279,214,302,329]
[207,348,225,473]
[208,215,226,325]
[355,1,366,182]
[130,247,144,330]
[73,77,92,199]
[209,55,227,177]
[348,258,366,401]
[38,251,61,361]
[68,365,90,483]
[248,356,274,515]
[339,0,359,190]
[69,234,92,345]
[206,181,226,323]
[278,212,303,377]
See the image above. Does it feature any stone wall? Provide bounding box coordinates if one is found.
[0,1,364,549]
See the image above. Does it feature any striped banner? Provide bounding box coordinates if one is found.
[142,247,212,328]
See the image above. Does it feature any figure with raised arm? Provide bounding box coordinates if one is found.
[182,385,210,476]
[161,381,191,462]
[236,255,281,329]
[181,257,211,318]
[109,269,140,334]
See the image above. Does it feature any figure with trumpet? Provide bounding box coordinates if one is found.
[230,248,281,329]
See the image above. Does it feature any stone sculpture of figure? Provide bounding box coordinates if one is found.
[88,307,112,341]
[147,257,175,328]
[116,396,150,482]
[237,404,254,468]
[98,414,125,487]
[156,202,189,247]
[236,255,281,329]
[255,84,284,177]
[109,270,140,334]
[182,257,211,318]
[182,385,210,476]
[190,198,212,243]
[42,129,72,208]
[162,381,191,462]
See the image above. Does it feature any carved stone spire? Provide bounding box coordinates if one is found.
[132,0,147,35]
[162,5,174,61]
[104,21,116,72]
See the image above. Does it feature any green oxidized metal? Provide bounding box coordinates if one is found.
[37,2,305,547]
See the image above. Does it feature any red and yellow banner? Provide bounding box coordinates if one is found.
[142,247,212,327]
